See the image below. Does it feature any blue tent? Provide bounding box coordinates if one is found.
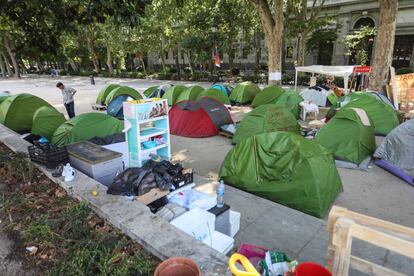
[107,95,133,119]
[211,84,233,97]
[150,84,174,98]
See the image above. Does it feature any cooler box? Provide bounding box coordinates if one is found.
[67,141,123,187]
[229,210,241,237]
[170,207,215,242]
[204,231,234,255]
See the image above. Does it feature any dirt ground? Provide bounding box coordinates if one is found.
[1,75,414,229]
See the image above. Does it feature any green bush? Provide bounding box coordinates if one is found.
[136,72,145,79]
[118,71,128,78]
[158,72,172,80]
[396,67,414,75]
[241,76,260,83]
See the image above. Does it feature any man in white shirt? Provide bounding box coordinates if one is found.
[56,82,76,118]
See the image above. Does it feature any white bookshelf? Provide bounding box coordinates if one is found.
[123,99,171,167]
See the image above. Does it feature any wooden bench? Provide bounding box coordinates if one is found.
[327,206,414,276]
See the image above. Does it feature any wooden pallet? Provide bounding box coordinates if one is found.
[219,131,233,139]
[91,104,107,111]
[327,206,414,276]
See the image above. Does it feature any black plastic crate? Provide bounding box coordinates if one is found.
[28,144,69,169]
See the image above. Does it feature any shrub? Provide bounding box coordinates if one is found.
[396,67,414,75]
[136,72,145,79]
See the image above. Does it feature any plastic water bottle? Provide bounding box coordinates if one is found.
[216,180,225,208]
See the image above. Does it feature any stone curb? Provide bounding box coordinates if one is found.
[0,124,229,275]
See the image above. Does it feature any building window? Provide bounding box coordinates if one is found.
[392,35,414,69]
[286,46,293,58]
[165,51,169,60]
[354,17,375,29]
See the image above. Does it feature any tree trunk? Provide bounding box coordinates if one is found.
[228,47,235,71]
[254,32,262,76]
[173,48,181,80]
[141,58,147,76]
[2,53,12,77]
[410,45,414,68]
[186,50,194,75]
[251,0,284,85]
[3,37,20,78]
[85,27,100,72]
[0,54,5,77]
[296,31,307,66]
[36,61,44,72]
[159,40,167,74]
[105,43,114,75]
[68,59,78,72]
[369,0,398,92]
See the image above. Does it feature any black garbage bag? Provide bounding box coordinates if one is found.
[89,133,125,145]
[107,160,176,196]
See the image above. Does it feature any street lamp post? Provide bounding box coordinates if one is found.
[211,26,218,82]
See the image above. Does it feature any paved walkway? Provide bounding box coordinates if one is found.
[2,76,414,274]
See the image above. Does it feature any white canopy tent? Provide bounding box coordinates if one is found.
[295,65,357,94]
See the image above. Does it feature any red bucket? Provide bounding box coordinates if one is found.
[295,262,332,276]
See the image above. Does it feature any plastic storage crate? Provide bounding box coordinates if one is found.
[28,144,69,169]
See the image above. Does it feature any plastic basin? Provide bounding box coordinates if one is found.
[154,257,200,276]
[295,262,332,276]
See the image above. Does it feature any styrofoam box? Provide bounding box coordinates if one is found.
[170,207,215,242]
[203,230,234,255]
[102,142,128,167]
[229,210,241,238]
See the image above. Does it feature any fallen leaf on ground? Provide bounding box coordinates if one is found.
[54,189,66,198]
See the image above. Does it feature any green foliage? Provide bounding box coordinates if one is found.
[396,67,414,75]
[0,150,37,182]
[344,26,377,65]
[24,215,53,242]
[306,24,340,54]
[0,144,157,275]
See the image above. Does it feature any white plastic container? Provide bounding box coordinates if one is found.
[203,231,234,255]
[170,207,215,242]
[168,189,217,210]
[229,210,241,238]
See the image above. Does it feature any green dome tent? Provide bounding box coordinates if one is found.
[339,92,399,135]
[197,88,231,105]
[0,93,53,133]
[176,85,204,103]
[232,104,300,144]
[162,85,187,105]
[0,95,11,105]
[220,132,342,218]
[229,82,261,104]
[51,113,123,146]
[143,85,159,98]
[251,85,285,108]
[96,84,121,104]
[104,86,142,105]
[274,90,303,119]
[32,106,66,140]
[316,108,376,165]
